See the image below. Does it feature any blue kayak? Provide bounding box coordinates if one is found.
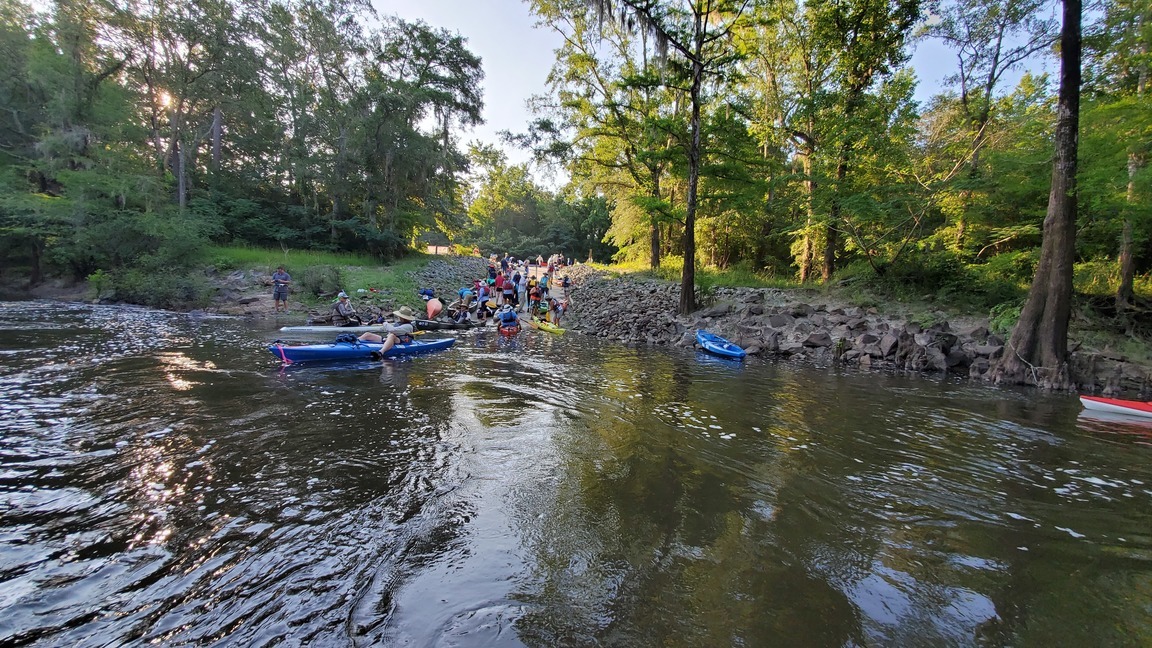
[269,337,455,363]
[696,330,746,360]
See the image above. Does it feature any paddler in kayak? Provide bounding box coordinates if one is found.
[357,306,419,356]
[496,304,520,334]
[331,292,363,326]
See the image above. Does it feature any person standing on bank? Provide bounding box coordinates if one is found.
[272,266,291,312]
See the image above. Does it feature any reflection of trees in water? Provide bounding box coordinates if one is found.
[506,354,1152,645]
[507,350,862,645]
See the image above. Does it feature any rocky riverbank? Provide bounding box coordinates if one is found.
[561,264,1150,397]
[25,254,1150,396]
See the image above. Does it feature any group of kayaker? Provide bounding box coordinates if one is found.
[448,256,570,330]
[271,252,572,332]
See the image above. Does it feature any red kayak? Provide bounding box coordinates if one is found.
[1079,395,1152,419]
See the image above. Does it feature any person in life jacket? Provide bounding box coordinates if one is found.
[419,288,442,319]
[545,296,566,326]
[357,306,418,356]
[331,292,362,326]
[496,304,520,332]
[527,282,542,316]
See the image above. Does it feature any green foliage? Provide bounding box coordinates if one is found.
[299,265,344,298]
[86,269,111,300]
[1074,259,1120,296]
[209,255,236,272]
[989,301,1024,335]
[205,246,377,269]
[835,247,1028,311]
[0,0,486,295]
[870,249,973,300]
[69,211,209,276]
[112,269,215,309]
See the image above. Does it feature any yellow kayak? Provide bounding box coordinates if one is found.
[534,318,565,334]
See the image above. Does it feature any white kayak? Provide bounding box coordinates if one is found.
[279,324,389,333]
[1079,395,1152,419]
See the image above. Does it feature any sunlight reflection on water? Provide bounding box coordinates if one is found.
[0,300,1150,646]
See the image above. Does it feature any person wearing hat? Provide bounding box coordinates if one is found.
[330,291,362,326]
[496,303,520,334]
[357,305,419,353]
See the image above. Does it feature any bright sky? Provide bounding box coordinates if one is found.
[372,0,1053,169]
[372,0,564,168]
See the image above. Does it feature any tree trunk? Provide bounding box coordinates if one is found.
[650,168,662,269]
[332,125,349,239]
[176,140,187,211]
[29,240,43,287]
[679,39,704,316]
[993,0,1081,388]
[799,152,815,283]
[1117,47,1146,308]
[1116,183,1135,309]
[211,106,223,171]
[823,157,847,282]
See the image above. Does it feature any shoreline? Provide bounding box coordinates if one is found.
[22,255,1150,397]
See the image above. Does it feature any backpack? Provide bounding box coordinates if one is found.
[335,333,358,344]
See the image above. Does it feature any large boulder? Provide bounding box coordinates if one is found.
[803,331,834,348]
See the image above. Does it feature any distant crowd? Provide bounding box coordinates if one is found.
[449,253,572,333]
[271,252,575,335]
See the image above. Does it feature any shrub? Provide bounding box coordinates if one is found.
[978,250,1038,285]
[989,300,1024,335]
[1074,259,1118,296]
[849,249,973,302]
[113,269,215,309]
[87,269,111,300]
[300,265,343,297]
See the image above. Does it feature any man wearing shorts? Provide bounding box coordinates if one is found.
[272,266,291,312]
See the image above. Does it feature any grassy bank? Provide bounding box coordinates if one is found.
[206,246,431,311]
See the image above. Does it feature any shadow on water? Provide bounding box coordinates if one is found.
[1,301,1151,646]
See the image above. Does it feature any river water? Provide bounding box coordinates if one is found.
[1,301,1150,647]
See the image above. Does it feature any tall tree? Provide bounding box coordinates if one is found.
[528,0,680,268]
[811,0,921,281]
[1082,0,1150,309]
[993,0,1081,388]
[585,0,753,314]
[737,0,834,281]
[927,0,1058,249]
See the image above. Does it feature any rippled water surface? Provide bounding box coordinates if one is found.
[2,301,1151,646]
